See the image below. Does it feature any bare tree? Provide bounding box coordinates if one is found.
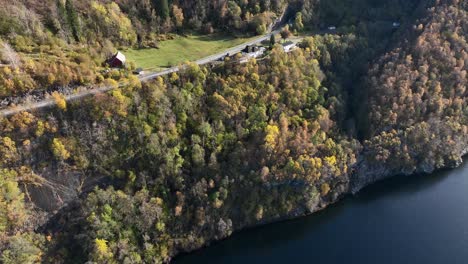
[0,41,21,69]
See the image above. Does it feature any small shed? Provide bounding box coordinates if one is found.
[108,51,126,68]
[133,67,144,75]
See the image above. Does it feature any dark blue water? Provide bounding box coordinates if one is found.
[174,159,468,264]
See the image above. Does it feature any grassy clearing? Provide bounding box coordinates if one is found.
[124,34,256,70]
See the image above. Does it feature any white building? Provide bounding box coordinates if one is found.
[247,47,266,59]
[282,42,297,53]
[240,46,266,63]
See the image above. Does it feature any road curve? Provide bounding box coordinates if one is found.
[0,30,280,117]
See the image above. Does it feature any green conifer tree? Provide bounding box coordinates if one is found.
[65,0,80,41]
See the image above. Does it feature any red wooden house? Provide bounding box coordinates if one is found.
[108,51,126,68]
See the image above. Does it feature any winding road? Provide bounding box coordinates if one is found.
[0,29,282,117]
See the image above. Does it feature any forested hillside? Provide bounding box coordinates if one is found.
[0,0,316,99]
[0,0,467,263]
[0,0,418,98]
[0,0,297,44]
[356,0,468,182]
[0,45,359,263]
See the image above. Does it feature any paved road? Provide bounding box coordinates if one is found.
[140,29,280,81]
[0,30,281,117]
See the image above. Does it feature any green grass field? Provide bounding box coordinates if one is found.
[125,34,255,70]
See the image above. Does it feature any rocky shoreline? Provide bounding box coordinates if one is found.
[167,144,468,263]
[26,136,467,263]
[351,143,468,194]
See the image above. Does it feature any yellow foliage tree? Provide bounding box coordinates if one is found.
[0,169,27,233]
[11,112,35,131]
[0,137,18,165]
[35,121,45,137]
[321,183,331,196]
[51,138,70,161]
[128,75,141,90]
[95,238,113,260]
[52,92,67,111]
[265,124,280,149]
[324,156,337,166]
[110,89,129,117]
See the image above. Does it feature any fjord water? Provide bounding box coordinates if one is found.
[174,159,468,264]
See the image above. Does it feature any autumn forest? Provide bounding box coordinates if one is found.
[0,0,467,263]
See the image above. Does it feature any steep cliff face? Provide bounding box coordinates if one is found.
[351,123,468,193]
[351,142,468,194]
